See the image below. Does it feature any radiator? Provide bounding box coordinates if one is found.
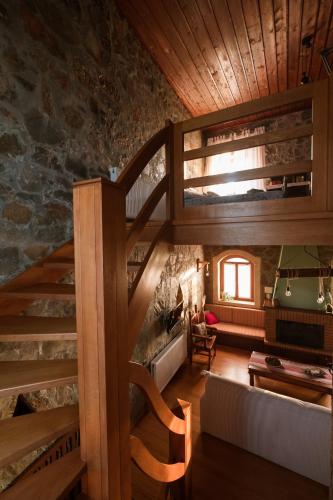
[151,331,187,392]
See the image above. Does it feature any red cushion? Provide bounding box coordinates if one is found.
[204,311,219,325]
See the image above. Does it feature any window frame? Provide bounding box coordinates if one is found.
[220,256,254,302]
[212,250,262,309]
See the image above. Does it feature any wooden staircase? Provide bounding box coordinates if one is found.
[0,239,81,498]
[0,156,186,499]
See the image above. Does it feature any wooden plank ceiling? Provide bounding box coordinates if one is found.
[118,0,333,116]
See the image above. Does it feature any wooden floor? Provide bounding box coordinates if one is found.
[132,346,330,500]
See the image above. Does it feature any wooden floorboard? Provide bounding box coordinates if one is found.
[131,346,330,500]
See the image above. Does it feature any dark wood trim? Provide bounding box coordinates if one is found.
[276,268,332,278]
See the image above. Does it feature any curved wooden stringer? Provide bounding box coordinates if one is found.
[129,362,192,498]
[129,362,185,435]
[130,435,185,483]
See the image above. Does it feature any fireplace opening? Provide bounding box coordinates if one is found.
[276,319,324,349]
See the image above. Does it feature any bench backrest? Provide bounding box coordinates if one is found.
[205,303,265,328]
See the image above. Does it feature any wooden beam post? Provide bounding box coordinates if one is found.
[73,178,131,499]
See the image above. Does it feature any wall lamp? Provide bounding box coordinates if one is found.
[197,258,210,277]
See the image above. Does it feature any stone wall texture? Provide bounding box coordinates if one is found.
[0,0,204,490]
[264,109,311,167]
[0,0,194,285]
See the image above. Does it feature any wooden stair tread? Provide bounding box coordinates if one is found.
[0,316,77,341]
[0,405,79,468]
[42,257,75,269]
[0,359,78,397]
[2,448,85,500]
[0,283,76,301]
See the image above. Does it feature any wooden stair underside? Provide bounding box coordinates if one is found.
[0,283,76,301]
[2,448,86,500]
[0,316,77,341]
[41,257,75,270]
[0,359,78,397]
[0,404,79,468]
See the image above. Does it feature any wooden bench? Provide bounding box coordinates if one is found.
[205,304,266,345]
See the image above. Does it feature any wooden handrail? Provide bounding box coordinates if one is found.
[129,362,185,435]
[128,222,172,357]
[181,82,315,133]
[117,126,170,194]
[184,160,312,189]
[130,435,185,483]
[183,124,313,161]
[126,175,169,257]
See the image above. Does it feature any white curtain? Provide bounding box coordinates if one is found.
[205,127,265,196]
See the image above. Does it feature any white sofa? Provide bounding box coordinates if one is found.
[200,372,331,486]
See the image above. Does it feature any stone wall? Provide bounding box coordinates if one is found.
[264,109,311,168]
[0,0,197,285]
[129,243,204,423]
[0,0,204,490]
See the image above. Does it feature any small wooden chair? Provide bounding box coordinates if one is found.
[189,311,217,370]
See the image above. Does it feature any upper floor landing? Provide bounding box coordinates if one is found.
[168,77,333,246]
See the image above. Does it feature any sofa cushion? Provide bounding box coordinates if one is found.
[193,322,207,336]
[200,373,330,486]
[208,321,265,339]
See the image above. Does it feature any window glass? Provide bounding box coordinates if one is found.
[223,263,236,297]
[227,257,248,263]
[238,264,252,299]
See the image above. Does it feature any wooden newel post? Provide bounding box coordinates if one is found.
[168,400,192,499]
[73,178,131,500]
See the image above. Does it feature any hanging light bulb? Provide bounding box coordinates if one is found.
[205,263,210,277]
[285,278,292,297]
[317,275,325,304]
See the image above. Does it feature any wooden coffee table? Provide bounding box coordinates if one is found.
[248,351,332,395]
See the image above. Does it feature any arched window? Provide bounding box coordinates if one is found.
[212,250,261,308]
[221,256,254,302]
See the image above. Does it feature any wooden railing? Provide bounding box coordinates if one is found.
[172,79,330,222]
[129,362,191,496]
[73,121,191,500]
